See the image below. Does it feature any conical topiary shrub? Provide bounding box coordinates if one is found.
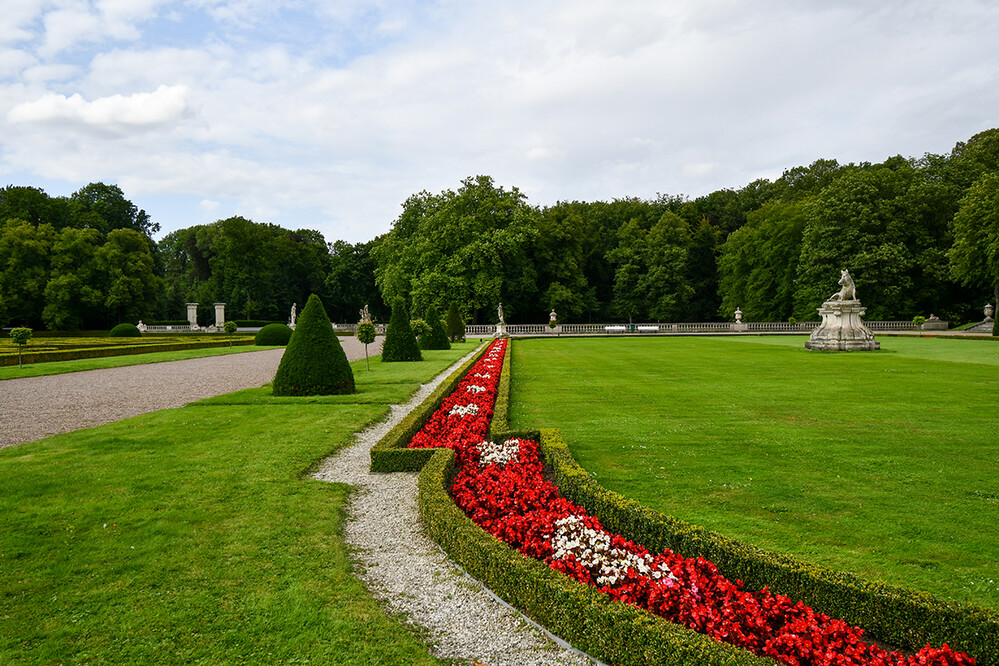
[381,298,422,362]
[446,302,465,342]
[272,294,355,395]
[420,305,451,350]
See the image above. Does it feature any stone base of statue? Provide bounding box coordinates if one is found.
[496,323,508,338]
[805,300,880,351]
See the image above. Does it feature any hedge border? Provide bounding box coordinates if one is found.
[538,428,998,664]
[487,337,514,436]
[0,339,255,366]
[369,342,490,473]
[417,447,772,666]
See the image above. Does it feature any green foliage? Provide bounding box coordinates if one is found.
[326,239,386,322]
[108,322,142,337]
[272,294,354,395]
[9,327,31,368]
[355,321,376,345]
[254,323,293,346]
[420,305,450,350]
[70,181,158,237]
[913,315,927,327]
[950,171,999,326]
[380,298,422,362]
[410,318,430,338]
[445,302,465,342]
[787,316,797,326]
[537,428,998,663]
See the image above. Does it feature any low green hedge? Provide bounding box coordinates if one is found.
[538,428,998,664]
[369,342,489,472]
[417,448,771,665]
[0,339,255,366]
[487,339,513,437]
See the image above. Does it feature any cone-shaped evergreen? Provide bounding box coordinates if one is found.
[381,298,423,362]
[272,294,355,395]
[420,305,451,350]
[446,302,465,342]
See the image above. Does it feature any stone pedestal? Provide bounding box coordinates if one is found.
[187,303,199,328]
[214,303,226,328]
[495,322,508,338]
[730,322,748,332]
[805,300,879,351]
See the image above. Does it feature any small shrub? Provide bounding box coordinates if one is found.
[788,317,797,327]
[109,323,142,338]
[421,305,451,350]
[446,302,466,342]
[411,318,431,339]
[255,323,293,346]
[913,315,926,328]
[355,321,377,370]
[272,294,354,396]
[382,298,422,362]
[10,327,32,368]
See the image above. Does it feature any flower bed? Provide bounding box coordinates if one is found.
[409,339,976,665]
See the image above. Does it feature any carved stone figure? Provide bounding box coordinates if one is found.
[359,304,371,323]
[497,302,505,324]
[805,269,879,351]
[549,309,557,324]
[290,302,297,327]
[828,269,857,301]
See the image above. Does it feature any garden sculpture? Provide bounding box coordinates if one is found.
[828,269,857,301]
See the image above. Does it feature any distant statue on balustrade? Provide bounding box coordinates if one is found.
[289,302,297,327]
[359,304,372,323]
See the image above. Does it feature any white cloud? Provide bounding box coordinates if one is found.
[7,84,192,130]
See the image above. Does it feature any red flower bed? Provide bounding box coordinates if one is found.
[409,340,974,665]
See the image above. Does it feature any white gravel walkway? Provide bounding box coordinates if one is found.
[0,337,379,449]
[311,348,596,666]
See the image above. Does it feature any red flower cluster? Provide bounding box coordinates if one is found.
[409,340,975,666]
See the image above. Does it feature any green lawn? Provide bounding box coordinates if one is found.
[0,344,478,665]
[509,336,999,610]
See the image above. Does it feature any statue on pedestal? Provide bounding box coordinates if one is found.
[359,304,372,323]
[289,302,297,328]
[805,269,879,351]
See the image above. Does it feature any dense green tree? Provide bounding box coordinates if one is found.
[71,182,158,237]
[97,229,162,325]
[326,239,385,322]
[718,200,811,321]
[374,176,540,323]
[446,302,465,342]
[42,227,103,330]
[273,293,355,395]
[949,171,999,334]
[420,305,450,350]
[0,219,56,328]
[381,298,422,362]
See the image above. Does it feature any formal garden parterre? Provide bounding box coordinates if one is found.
[402,336,996,664]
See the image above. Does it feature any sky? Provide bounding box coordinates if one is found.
[2,0,998,245]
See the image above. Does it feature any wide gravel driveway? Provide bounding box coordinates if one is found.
[0,336,380,450]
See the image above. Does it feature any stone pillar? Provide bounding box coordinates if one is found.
[214,303,226,328]
[186,303,198,328]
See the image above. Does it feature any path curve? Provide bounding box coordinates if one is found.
[311,348,594,666]
[0,337,380,449]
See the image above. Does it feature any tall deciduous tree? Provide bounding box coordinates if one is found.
[0,219,56,328]
[43,227,103,330]
[71,182,159,237]
[97,229,162,325]
[949,170,999,334]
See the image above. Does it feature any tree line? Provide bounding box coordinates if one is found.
[2,129,998,331]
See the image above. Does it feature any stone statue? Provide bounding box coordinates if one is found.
[828,269,857,301]
[497,302,505,324]
[289,302,297,327]
[985,302,995,321]
[359,304,371,323]
[805,268,878,351]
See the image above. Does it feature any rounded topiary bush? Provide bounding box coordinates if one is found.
[381,298,422,362]
[421,305,451,350]
[255,323,293,346]
[109,323,142,337]
[272,294,354,396]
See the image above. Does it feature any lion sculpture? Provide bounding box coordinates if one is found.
[828,269,857,301]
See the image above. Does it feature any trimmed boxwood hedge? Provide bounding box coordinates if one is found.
[109,323,142,337]
[538,429,998,664]
[254,323,293,346]
[369,343,489,473]
[272,294,354,396]
[0,340,255,366]
[417,448,771,665]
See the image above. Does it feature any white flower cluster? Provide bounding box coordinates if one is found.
[449,403,480,417]
[478,439,520,468]
[473,372,491,379]
[465,384,487,393]
[548,515,676,587]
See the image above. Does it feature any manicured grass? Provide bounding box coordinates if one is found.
[0,339,259,379]
[0,343,478,665]
[509,336,999,610]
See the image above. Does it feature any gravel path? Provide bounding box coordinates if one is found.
[0,337,380,449]
[311,348,596,666]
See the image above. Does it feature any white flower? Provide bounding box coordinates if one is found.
[466,385,487,393]
[449,403,480,417]
[477,439,520,467]
[473,373,491,379]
